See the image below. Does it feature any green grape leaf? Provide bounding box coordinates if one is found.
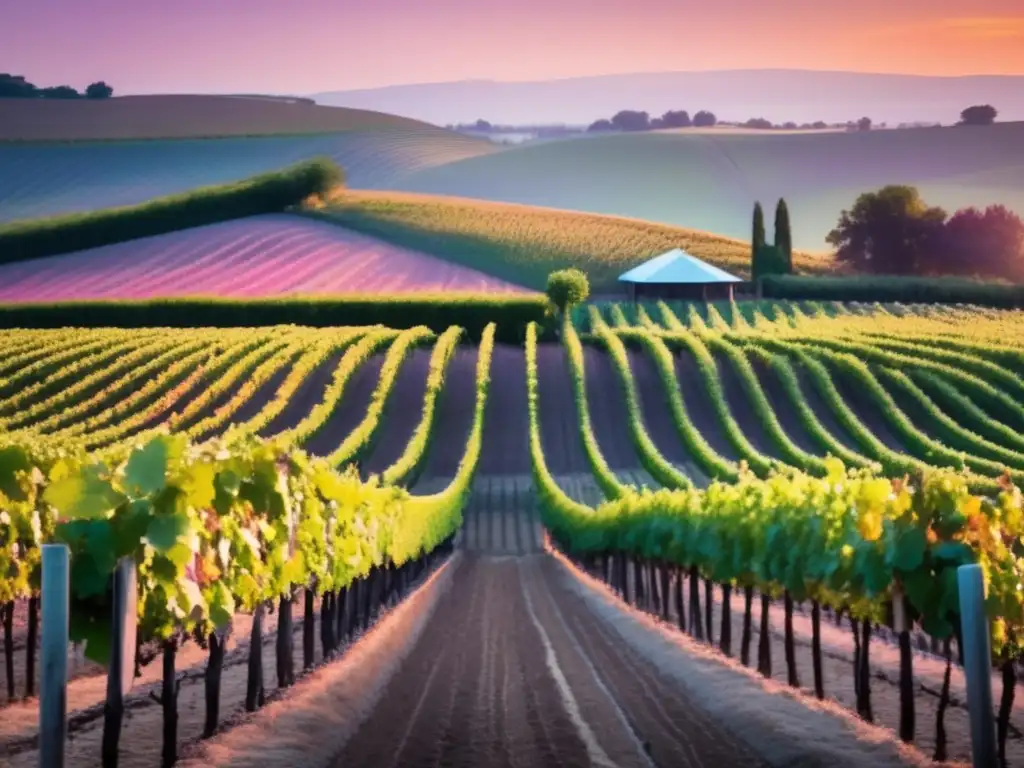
[182,462,216,509]
[70,608,112,665]
[145,512,190,553]
[124,436,180,498]
[44,470,126,521]
[921,613,953,639]
[932,541,973,566]
[890,528,927,572]
[0,445,32,502]
[209,581,235,628]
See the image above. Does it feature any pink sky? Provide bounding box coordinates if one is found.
[4,0,1024,94]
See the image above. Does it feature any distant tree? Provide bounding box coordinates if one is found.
[940,205,1024,280]
[546,269,590,315]
[826,185,947,274]
[811,121,828,129]
[660,109,691,128]
[0,73,38,98]
[39,85,80,99]
[473,118,492,131]
[959,105,997,126]
[85,81,113,99]
[692,110,717,127]
[752,202,766,256]
[650,117,664,129]
[744,117,773,129]
[587,119,614,132]
[610,110,650,132]
[774,199,793,273]
[783,122,798,130]
[857,117,872,131]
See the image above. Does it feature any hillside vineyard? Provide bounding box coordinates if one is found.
[2,302,1024,765]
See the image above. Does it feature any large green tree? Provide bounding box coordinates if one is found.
[826,185,947,274]
[752,202,766,256]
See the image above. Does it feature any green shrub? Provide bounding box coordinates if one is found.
[752,243,789,282]
[0,158,344,264]
[546,268,590,313]
[762,274,1024,307]
[0,295,551,343]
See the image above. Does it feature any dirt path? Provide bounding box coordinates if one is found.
[329,549,763,768]
[628,348,709,486]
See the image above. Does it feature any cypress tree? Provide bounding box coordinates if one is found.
[752,202,766,258]
[774,198,793,273]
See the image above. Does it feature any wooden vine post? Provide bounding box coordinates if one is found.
[102,557,138,768]
[957,564,996,767]
[39,544,70,768]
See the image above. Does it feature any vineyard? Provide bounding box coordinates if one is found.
[2,301,1024,765]
[0,215,528,301]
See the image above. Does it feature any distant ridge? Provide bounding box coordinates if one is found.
[313,69,1024,126]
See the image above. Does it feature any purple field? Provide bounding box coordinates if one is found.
[0,215,528,300]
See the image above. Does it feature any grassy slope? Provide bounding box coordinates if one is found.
[0,97,500,223]
[387,123,1024,250]
[0,95,438,141]
[315,190,832,292]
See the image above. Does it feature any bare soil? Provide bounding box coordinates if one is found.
[711,347,777,458]
[791,363,862,451]
[412,348,478,486]
[534,343,591,476]
[302,354,385,457]
[673,348,740,462]
[258,348,347,438]
[749,357,823,455]
[628,348,710,486]
[826,362,909,452]
[360,348,432,479]
[476,344,531,477]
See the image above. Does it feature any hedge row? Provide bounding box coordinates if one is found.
[762,274,1024,307]
[0,158,343,264]
[0,295,550,343]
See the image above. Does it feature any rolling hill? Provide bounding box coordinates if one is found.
[387,122,1024,250]
[0,96,502,223]
[312,69,1024,126]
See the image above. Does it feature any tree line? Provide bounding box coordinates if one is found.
[750,183,1022,284]
[586,104,998,134]
[1,73,113,100]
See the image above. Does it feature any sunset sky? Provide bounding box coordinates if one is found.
[5,0,1024,94]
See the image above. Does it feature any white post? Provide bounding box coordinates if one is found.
[957,563,997,767]
[39,544,70,768]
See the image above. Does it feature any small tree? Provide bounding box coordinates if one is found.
[752,202,766,259]
[610,110,650,132]
[857,117,872,131]
[587,119,614,132]
[546,269,590,315]
[85,81,114,99]
[660,109,691,128]
[692,110,717,127]
[774,198,793,273]
[959,105,997,126]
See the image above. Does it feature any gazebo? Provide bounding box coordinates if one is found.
[618,248,743,302]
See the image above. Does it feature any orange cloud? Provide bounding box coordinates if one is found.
[939,17,1024,39]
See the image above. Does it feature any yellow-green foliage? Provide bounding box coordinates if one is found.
[317,191,834,292]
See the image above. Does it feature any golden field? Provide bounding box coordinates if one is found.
[316,190,833,291]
